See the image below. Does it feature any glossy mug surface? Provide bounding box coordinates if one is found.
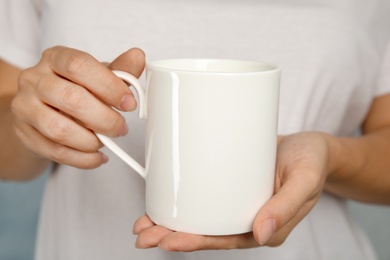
[100,59,280,235]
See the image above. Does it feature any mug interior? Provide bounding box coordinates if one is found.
[148,59,278,73]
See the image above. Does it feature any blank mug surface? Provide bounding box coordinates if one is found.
[144,59,280,235]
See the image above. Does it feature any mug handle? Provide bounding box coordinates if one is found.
[95,70,147,180]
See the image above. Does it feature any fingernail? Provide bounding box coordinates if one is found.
[119,122,128,137]
[258,218,276,245]
[101,153,109,164]
[120,93,135,111]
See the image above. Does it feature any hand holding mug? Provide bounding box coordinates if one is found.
[133,132,330,251]
[11,46,145,168]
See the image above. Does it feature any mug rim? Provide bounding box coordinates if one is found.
[147,58,280,74]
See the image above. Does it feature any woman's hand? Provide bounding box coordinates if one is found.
[11,46,145,168]
[133,132,332,251]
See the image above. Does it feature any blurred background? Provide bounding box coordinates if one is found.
[0,170,389,260]
[0,172,47,260]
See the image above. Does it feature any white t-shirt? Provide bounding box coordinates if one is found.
[1,0,390,259]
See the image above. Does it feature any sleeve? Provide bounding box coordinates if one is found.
[0,0,41,69]
[375,41,390,97]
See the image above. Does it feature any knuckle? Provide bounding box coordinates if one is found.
[17,68,36,90]
[100,74,117,95]
[41,47,55,60]
[42,46,66,63]
[35,73,55,94]
[60,85,85,111]
[102,111,124,134]
[63,51,91,75]
[89,136,103,152]
[49,143,69,163]
[46,118,70,142]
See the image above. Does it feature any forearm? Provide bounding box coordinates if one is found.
[324,129,390,204]
[0,95,50,181]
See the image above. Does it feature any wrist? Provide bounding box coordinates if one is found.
[322,133,365,193]
[321,133,343,179]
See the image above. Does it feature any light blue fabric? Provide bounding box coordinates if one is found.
[0,172,47,260]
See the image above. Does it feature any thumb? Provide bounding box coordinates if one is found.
[252,175,318,247]
[109,48,146,78]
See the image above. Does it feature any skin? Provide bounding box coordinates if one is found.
[0,46,145,180]
[133,128,390,251]
[1,46,390,251]
[132,71,390,251]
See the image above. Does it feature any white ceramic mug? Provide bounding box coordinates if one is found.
[97,59,280,235]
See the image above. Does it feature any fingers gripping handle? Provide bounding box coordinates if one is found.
[96,70,147,180]
[113,70,147,119]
